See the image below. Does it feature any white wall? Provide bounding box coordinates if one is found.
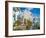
[0,0,46,38]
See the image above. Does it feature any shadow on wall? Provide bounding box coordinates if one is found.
[6,37,12,38]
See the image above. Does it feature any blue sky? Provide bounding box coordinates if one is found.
[13,7,40,16]
[20,7,40,16]
[30,8,40,16]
